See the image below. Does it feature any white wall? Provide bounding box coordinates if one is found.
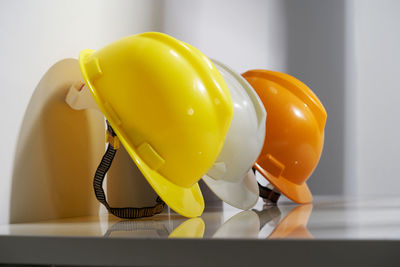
[0,0,161,223]
[352,0,400,195]
[160,0,287,73]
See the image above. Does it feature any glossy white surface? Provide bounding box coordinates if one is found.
[202,59,266,210]
[1,196,400,240]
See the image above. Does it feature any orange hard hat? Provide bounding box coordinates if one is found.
[242,70,327,204]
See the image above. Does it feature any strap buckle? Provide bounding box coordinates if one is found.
[106,131,120,149]
[106,120,120,149]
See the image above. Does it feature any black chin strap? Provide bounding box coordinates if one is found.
[252,167,281,204]
[93,121,165,219]
[257,183,281,204]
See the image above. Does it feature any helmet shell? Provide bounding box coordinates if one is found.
[79,32,233,217]
[242,70,326,204]
[203,60,266,210]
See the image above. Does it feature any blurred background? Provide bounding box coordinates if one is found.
[0,0,399,223]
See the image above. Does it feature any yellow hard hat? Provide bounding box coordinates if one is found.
[79,32,233,218]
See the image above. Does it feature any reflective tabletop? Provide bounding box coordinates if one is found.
[1,196,399,266]
[1,196,400,239]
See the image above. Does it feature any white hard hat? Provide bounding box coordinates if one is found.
[202,59,267,210]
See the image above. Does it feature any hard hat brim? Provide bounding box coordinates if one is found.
[202,170,259,210]
[79,49,204,218]
[255,163,312,204]
[135,157,204,218]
